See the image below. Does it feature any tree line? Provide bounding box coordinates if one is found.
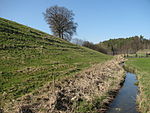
[98,35,150,55]
[72,36,150,55]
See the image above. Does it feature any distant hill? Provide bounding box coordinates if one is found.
[97,36,150,55]
[0,17,111,105]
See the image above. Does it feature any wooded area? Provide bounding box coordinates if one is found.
[81,36,150,55]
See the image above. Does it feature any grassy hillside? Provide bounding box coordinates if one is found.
[126,58,150,113]
[0,17,112,106]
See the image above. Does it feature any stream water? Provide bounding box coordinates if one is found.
[106,72,139,113]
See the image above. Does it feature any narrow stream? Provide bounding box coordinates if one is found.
[106,72,139,113]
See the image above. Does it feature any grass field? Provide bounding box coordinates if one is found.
[137,49,150,54]
[0,17,112,107]
[126,58,150,113]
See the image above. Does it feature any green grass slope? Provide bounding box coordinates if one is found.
[0,17,112,106]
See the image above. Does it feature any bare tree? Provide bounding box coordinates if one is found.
[43,5,77,41]
[71,38,84,46]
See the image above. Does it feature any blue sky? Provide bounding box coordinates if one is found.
[0,0,150,43]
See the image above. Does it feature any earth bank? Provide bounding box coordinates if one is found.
[4,55,126,113]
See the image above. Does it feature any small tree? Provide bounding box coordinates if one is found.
[43,5,77,41]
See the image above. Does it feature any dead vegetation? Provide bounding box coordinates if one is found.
[3,55,126,113]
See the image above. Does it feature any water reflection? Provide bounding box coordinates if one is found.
[106,72,138,113]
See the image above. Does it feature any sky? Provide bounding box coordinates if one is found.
[0,0,150,43]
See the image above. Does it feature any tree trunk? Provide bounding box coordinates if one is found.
[58,31,61,38]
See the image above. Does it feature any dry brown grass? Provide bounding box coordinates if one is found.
[3,55,126,113]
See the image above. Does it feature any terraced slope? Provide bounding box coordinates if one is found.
[0,17,112,106]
